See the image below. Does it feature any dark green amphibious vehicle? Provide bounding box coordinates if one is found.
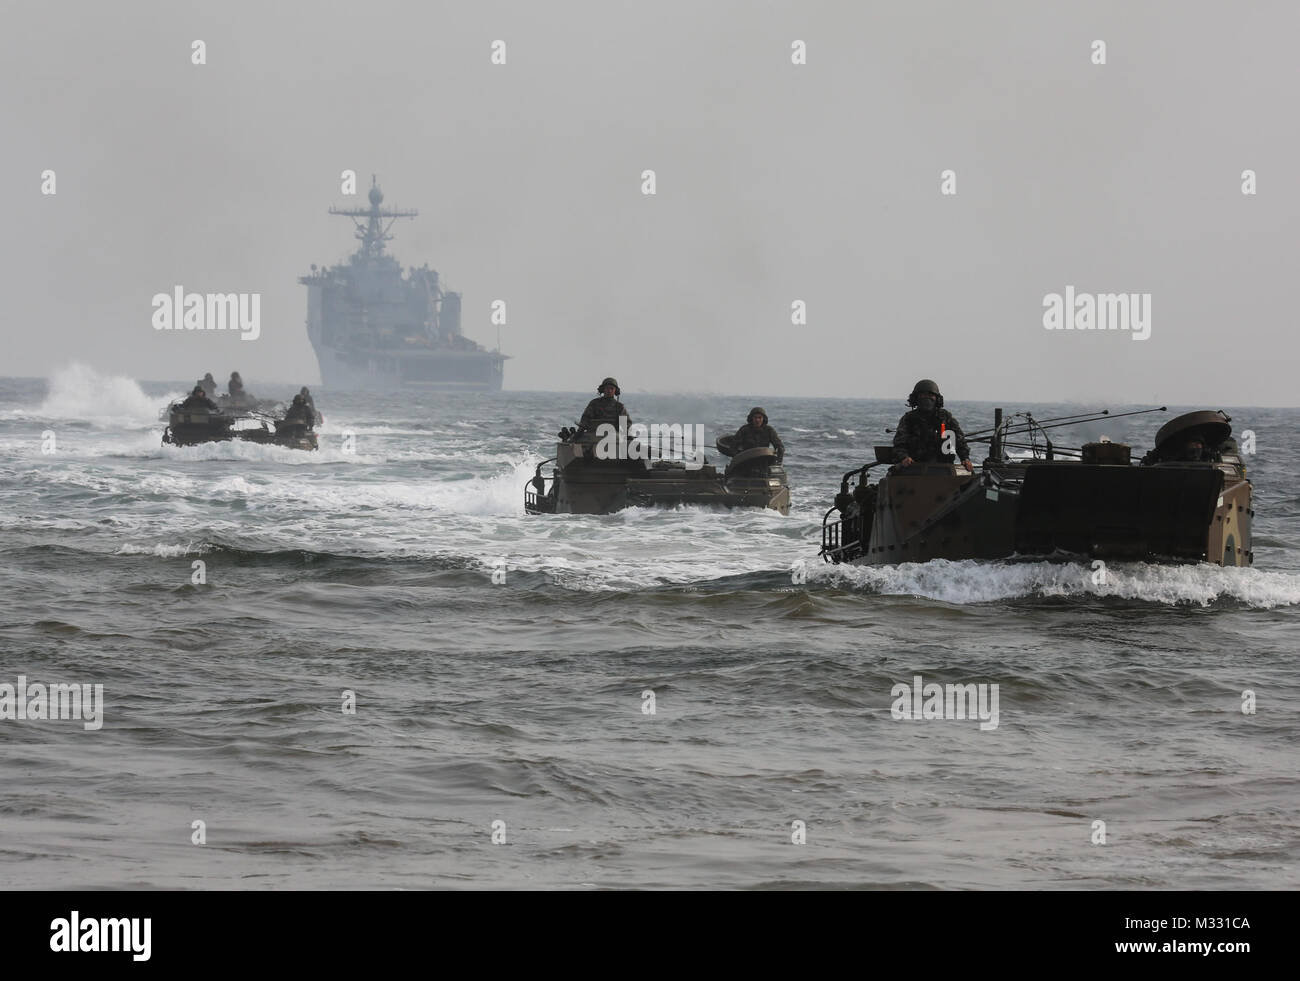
[526,431,790,515]
[820,407,1253,567]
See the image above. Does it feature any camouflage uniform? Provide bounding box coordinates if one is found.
[892,408,969,464]
[732,409,785,463]
[299,387,321,425]
[283,396,315,428]
[578,395,630,433]
[180,386,220,413]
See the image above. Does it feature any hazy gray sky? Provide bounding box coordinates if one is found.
[4,1,1296,404]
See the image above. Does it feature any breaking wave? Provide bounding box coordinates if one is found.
[35,363,180,427]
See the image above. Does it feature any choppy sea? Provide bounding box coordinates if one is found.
[2,365,1297,889]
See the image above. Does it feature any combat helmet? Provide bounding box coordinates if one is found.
[747,406,768,425]
[598,377,621,396]
[908,379,943,409]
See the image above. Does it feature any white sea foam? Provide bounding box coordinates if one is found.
[35,363,181,428]
[156,438,381,465]
[422,456,543,515]
[814,558,1300,608]
[115,541,209,557]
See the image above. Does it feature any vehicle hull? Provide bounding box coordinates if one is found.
[822,461,1252,567]
[526,443,790,515]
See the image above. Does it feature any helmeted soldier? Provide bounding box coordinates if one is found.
[892,379,973,472]
[282,393,316,429]
[298,386,320,425]
[576,377,631,436]
[200,372,218,398]
[1175,435,1224,462]
[179,383,219,413]
[1141,429,1228,465]
[228,371,245,397]
[730,407,785,463]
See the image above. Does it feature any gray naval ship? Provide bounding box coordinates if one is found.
[300,178,507,391]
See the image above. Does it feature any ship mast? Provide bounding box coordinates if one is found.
[328,175,417,259]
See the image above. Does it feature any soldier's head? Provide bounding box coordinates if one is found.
[747,407,767,427]
[598,377,620,397]
[908,379,943,412]
[1182,437,1206,461]
[203,373,215,383]
[300,386,311,397]
[230,372,241,382]
[192,385,205,397]
[292,394,305,405]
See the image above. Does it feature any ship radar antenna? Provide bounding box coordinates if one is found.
[328,175,417,259]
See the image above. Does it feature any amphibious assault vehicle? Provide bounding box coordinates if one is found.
[820,408,1252,567]
[162,403,318,451]
[525,432,790,515]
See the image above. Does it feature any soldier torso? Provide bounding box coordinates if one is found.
[899,408,958,461]
[737,423,773,450]
[584,396,625,425]
[181,393,216,412]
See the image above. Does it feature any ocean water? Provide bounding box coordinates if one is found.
[1,365,1297,889]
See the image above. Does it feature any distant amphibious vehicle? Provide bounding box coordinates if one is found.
[162,390,319,452]
[526,431,791,515]
[820,408,1252,567]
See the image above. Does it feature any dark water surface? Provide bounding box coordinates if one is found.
[2,367,1297,888]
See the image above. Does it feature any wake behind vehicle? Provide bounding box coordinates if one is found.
[820,407,1252,567]
[525,429,790,515]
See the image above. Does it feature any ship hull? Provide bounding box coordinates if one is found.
[304,281,505,392]
[310,341,505,392]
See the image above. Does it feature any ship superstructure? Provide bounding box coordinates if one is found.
[300,178,506,390]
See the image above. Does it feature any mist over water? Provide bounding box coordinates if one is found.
[1,367,1298,888]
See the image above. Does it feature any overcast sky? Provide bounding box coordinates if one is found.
[3,1,1296,405]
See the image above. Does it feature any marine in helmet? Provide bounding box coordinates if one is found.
[576,377,631,436]
[179,383,220,413]
[281,393,316,429]
[200,372,218,398]
[1140,424,1231,465]
[729,407,785,463]
[223,370,259,410]
[892,379,973,472]
[298,386,321,425]
[1176,436,1212,462]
